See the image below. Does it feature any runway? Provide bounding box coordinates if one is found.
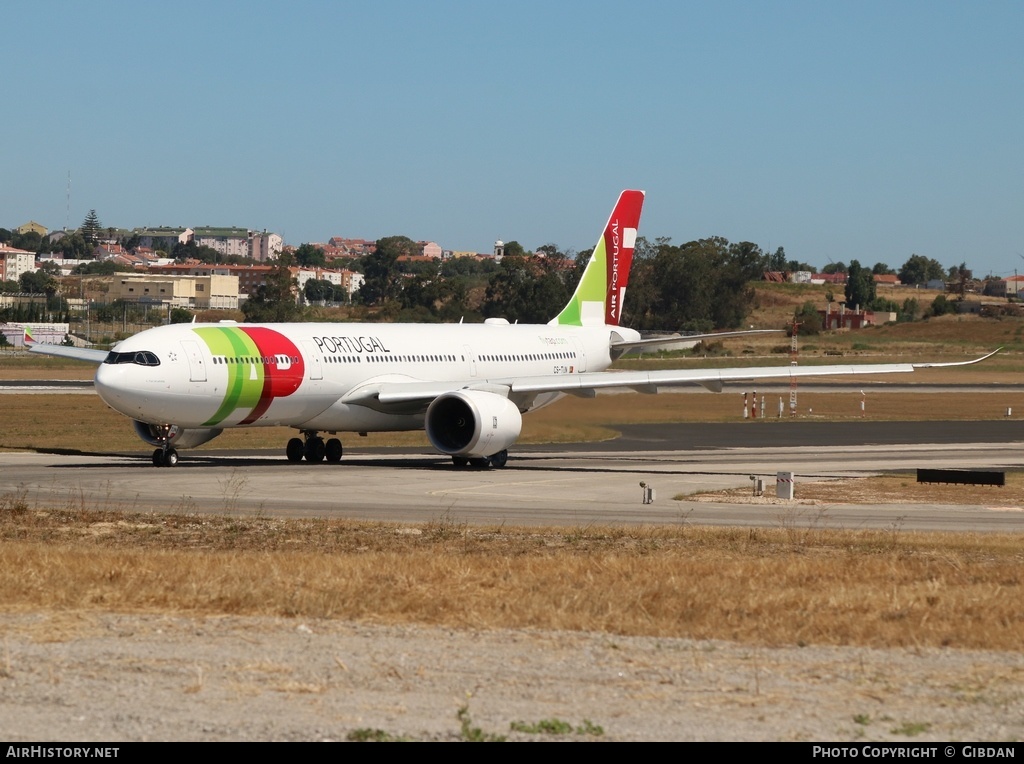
[3,420,1023,532]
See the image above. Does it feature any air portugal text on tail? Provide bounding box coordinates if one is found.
[26,189,999,468]
[551,189,644,328]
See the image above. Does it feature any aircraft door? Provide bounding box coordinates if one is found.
[572,338,587,373]
[181,340,208,382]
[463,345,477,377]
[300,339,323,380]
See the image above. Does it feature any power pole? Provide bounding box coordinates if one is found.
[789,318,801,416]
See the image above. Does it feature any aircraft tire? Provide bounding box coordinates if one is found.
[164,448,179,467]
[305,437,326,463]
[469,457,490,468]
[325,438,343,463]
[152,448,164,467]
[489,449,508,468]
[286,438,304,463]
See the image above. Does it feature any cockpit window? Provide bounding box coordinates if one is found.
[103,350,161,366]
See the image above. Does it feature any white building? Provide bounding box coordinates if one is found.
[250,231,283,261]
[0,245,36,283]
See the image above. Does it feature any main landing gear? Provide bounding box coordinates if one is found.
[286,431,343,464]
[451,449,508,469]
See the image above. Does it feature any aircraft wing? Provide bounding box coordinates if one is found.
[347,349,1000,410]
[27,343,108,363]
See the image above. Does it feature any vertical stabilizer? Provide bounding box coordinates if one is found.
[550,189,645,327]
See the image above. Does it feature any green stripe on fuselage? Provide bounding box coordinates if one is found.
[193,326,265,426]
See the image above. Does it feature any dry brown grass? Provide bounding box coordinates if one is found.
[0,499,1021,650]
[3,324,1024,653]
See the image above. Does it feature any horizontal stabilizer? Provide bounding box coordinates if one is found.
[611,329,786,355]
[28,343,108,364]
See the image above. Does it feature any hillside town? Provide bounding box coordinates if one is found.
[1,212,1020,349]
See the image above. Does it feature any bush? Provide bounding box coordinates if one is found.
[927,295,956,318]
[791,301,822,335]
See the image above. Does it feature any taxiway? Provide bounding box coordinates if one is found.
[2,420,1022,532]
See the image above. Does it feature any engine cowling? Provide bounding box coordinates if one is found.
[425,390,522,458]
[132,421,223,450]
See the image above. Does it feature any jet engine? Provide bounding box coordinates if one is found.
[425,390,522,458]
[132,421,224,449]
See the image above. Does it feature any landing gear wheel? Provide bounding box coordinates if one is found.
[489,449,508,469]
[469,457,490,468]
[325,438,343,463]
[286,437,304,463]
[152,447,179,467]
[304,437,326,463]
[451,456,469,467]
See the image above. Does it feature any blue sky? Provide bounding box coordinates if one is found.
[4,1,1022,276]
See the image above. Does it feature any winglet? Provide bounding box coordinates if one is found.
[910,347,1001,369]
[550,189,645,327]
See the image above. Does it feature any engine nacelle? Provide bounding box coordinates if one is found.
[425,390,522,458]
[132,421,223,450]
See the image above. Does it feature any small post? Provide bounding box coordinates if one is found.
[749,475,763,496]
[639,481,655,504]
[743,392,749,419]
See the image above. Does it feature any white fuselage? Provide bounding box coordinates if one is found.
[93,320,637,432]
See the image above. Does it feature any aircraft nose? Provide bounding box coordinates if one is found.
[94,362,139,413]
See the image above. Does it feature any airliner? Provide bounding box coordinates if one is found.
[28,190,996,467]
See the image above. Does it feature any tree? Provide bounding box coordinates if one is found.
[358,236,415,305]
[501,241,528,259]
[294,243,326,268]
[948,262,971,298]
[52,231,91,259]
[11,230,43,252]
[19,270,59,296]
[241,252,301,322]
[303,278,336,305]
[81,210,103,245]
[898,254,945,286]
[482,253,571,323]
[626,237,758,331]
[844,260,876,310]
